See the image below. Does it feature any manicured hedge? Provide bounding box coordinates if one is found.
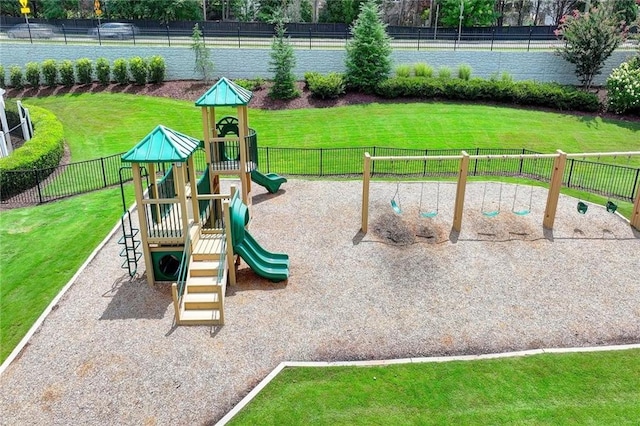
[0,105,65,198]
[375,77,600,112]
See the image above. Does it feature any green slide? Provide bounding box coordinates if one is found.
[250,170,287,194]
[230,191,289,282]
[234,232,289,282]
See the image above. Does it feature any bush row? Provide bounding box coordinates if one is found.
[0,56,166,88]
[0,104,65,198]
[375,77,600,112]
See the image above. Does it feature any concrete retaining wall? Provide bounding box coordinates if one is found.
[1,43,634,86]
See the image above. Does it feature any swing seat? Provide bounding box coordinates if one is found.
[606,201,618,213]
[512,209,531,216]
[390,199,402,214]
[420,211,438,218]
[577,201,588,214]
[482,210,500,218]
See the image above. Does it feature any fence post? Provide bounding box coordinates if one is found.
[490,28,495,51]
[527,25,533,51]
[423,149,428,176]
[34,168,43,204]
[417,29,421,51]
[101,157,108,188]
[319,148,323,177]
[473,147,479,176]
[567,159,575,188]
[62,24,67,45]
[309,28,312,50]
[266,147,270,173]
[519,148,525,175]
[166,25,171,47]
[237,25,241,48]
[631,169,639,201]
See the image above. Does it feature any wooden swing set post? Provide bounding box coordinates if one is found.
[632,185,640,231]
[543,150,566,230]
[452,151,470,233]
[361,153,372,233]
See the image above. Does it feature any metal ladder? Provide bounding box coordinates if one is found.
[118,210,142,277]
[118,166,145,277]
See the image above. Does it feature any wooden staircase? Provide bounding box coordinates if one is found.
[174,232,227,326]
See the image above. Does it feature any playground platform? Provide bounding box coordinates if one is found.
[1,180,638,425]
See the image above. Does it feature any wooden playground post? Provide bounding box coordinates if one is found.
[543,150,566,230]
[361,153,371,233]
[223,186,237,285]
[632,184,640,231]
[132,163,154,286]
[174,162,190,235]
[452,151,470,233]
[187,155,200,224]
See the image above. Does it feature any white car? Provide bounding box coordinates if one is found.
[89,23,140,39]
[7,23,56,39]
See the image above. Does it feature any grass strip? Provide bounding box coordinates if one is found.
[230,349,640,425]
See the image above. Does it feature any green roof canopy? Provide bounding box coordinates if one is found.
[121,125,201,163]
[195,77,253,107]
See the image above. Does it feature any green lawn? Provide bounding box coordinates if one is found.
[25,94,640,164]
[230,350,640,425]
[0,185,134,363]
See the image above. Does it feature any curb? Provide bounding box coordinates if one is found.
[215,343,640,425]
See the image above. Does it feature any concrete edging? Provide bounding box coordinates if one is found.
[215,343,640,425]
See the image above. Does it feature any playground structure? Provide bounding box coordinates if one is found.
[119,78,289,326]
[361,150,640,233]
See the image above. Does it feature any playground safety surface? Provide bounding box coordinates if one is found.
[1,180,639,425]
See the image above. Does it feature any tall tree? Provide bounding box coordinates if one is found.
[106,0,202,22]
[319,0,364,24]
[555,3,629,89]
[269,20,299,100]
[345,0,392,93]
[612,0,639,25]
[191,23,215,83]
[258,0,290,22]
[438,0,497,27]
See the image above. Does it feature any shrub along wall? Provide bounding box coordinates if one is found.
[376,77,601,112]
[0,105,65,198]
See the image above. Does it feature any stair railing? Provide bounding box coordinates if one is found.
[171,225,194,323]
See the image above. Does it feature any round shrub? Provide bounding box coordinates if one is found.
[438,67,452,79]
[95,58,111,85]
[75,58,93,85]
[41,59,58,87]
[9,65,23,88]
[395,64,412,78]
[128,56,147,85]
[25,62,40,87]
[147,55,166,84]
[0,105,65,199]
[113,58,128,84]
[606,57,640,115]
[307,72,346,99]
[59,60,75,86]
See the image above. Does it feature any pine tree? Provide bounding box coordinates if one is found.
[191,24,215,83]
[269,20,300,100]
[344,0,392,94]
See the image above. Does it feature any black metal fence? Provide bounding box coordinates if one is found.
[1,147,638,208]
[0,17,579,51]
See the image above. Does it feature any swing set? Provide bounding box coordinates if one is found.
[361,150,640,234]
